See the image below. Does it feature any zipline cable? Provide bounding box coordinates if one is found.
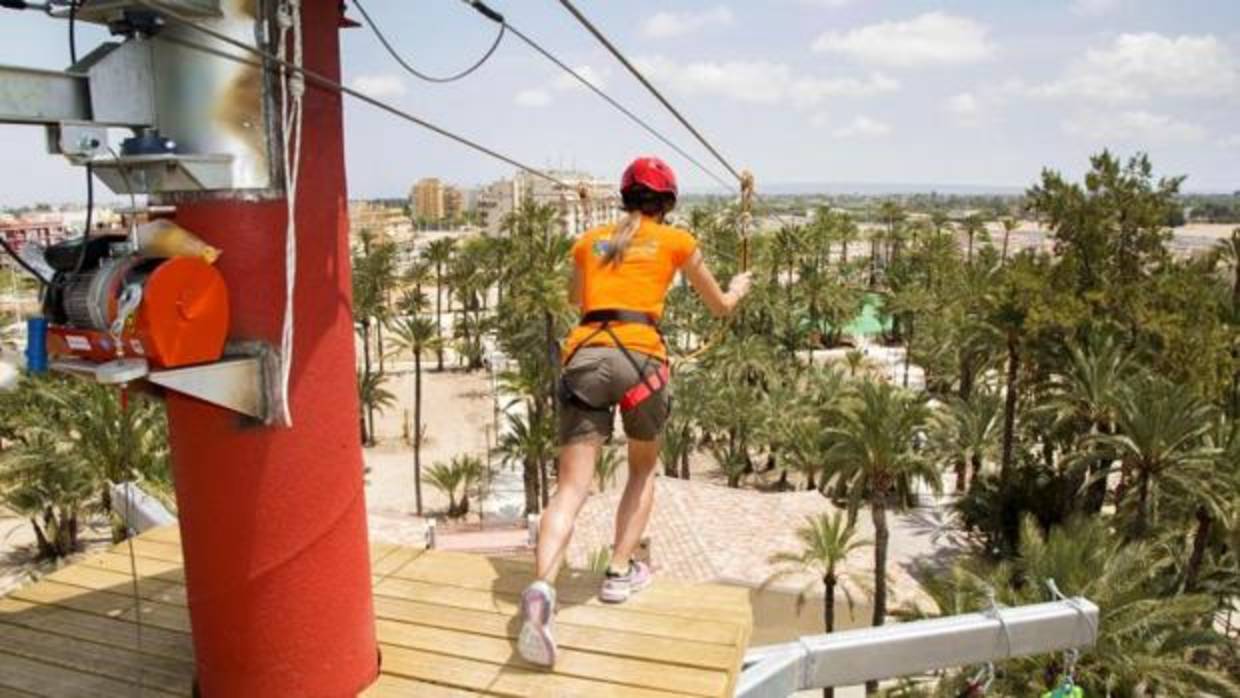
[556,0,745,186]
[486,13,735,192]
[133,0,575,191]
[353,0,505,84]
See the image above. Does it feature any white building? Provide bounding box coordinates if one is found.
[474,170,621,237]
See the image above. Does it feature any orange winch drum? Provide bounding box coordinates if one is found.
[135,256,230,367]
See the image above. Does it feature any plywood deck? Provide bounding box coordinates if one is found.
[0,526,753,697]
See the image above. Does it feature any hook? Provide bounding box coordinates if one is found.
[984,585,1013,660]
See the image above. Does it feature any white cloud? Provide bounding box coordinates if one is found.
[833,116,891,139]
[946,92,979,116]
[350,74,406,98]
[638,56,898,107]
[1062,110,1207,143]
[514,89,551,108]
[552,65,606,92]
[812,12,995,67]
[642,6,734,39]
[1072,0,1124,16]
[1028,33,1239,103]
[810,113,831,128]
[798,0,855,6]
[1217,134,1240,148]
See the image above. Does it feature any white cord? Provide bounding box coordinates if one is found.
[277,0,304,426]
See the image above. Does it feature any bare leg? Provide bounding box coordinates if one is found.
[611,438,660,571]
[535,439,599,582]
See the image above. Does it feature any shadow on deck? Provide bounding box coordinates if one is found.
[0,526,753,697]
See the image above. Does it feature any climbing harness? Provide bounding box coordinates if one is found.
[559,309,670,415]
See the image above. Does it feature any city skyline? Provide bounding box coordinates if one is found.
[0,1,1237,207]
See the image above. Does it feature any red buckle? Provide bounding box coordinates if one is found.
[619,364,670,412]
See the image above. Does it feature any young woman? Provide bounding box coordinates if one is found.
[517,156,752,667]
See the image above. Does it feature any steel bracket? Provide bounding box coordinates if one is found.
[50,341,278,424]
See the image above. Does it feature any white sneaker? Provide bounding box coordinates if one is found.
[517,581,557,667]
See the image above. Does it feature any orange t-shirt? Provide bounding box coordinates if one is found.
[563,216,698,362]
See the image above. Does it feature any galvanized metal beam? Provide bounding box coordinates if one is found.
[737,599,1099,697]
[0,65,90,125]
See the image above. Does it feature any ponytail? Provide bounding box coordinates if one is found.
[602,210,642,266]
[604,184,676,267]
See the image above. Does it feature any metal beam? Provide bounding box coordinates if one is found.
[737,599,1099,697]
[0,65,89,125]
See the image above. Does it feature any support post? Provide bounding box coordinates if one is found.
[161,1,379,695]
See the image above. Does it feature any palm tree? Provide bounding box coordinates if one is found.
[594,446,622,493]
[1215,228,1239,311]
[929,390,1002,493]
[999,217,1018,265]
[962,214,986,266]
[496,409,555,515]
[1045,333,1133,512]
[823,379,941,691]
[388,315,439,515]
[765,511,871,698]
[1090,375,1218,539]
[425,455,483,518]
[424,237,457,371]
[356,369,396,447]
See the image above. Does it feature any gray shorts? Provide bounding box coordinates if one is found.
[558,346,671,444]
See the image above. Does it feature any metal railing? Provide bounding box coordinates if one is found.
[738,597,1098,696]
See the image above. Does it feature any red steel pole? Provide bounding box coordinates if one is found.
[163,4,379,695]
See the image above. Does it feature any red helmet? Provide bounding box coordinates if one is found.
[621,157,678,198]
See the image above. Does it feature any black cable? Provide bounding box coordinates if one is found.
[138,3,575,190]
[69,0,94,274]
[352,0,505,84]
[557,0,745,185]
[0,238,50,285]
[501,20,736,193]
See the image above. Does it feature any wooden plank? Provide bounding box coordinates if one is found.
[68,550,186,583]
[0,649,180,698]
[375,577,743,646]
[377,618,726,696]
[121,536,402,568]
[378,644,691,698]
[49,561,187,605]
[396,551,751,624]
[8,580,191,634]
[0,620,194,695]
[362,674,482,698]
[372,595,738,670]
[371,547,425,579]
[0,598,192,660]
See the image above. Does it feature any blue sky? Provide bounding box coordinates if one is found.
[1,0,1238,205]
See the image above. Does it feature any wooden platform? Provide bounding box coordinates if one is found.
[0,526,753,697]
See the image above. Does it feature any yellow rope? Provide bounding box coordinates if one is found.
[671,171,756,367]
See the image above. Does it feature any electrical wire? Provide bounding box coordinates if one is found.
[499,19,736,194]
[556,0,745,186]
[353,0,505,84]
[69,0,95,274]
[0,238,50,285]
[134,0,574,190]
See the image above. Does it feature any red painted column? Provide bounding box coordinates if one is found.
[163,4,379,696]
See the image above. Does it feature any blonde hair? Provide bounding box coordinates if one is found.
[601,210,642,267]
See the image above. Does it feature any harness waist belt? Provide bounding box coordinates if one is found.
[580,309,658,327]
[619,363,670,412]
